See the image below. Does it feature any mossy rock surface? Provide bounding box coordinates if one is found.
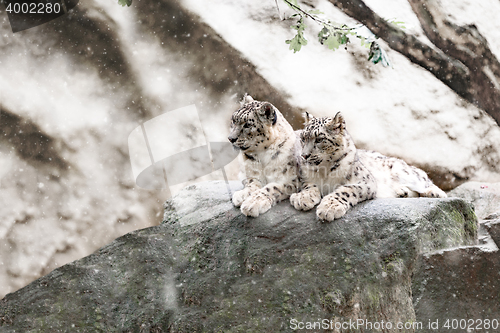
[0,181,477,332]
[413,181,500,332]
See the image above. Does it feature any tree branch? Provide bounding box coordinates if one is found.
[407,0,500,123]
[328,0,500,126]
[283,0,361,31]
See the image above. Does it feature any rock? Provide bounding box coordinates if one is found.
[448,181,500,219]
[413,247,500,332]
[0,181,478,332]
[3,0,500,298]
[484,215,500,247]
[413,181,500,332]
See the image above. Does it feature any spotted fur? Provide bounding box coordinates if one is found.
[290,112,447,221]
[228,95,301,217]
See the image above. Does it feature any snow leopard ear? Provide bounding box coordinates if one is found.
[240,94,254,106]
[326,112,346,133]
[258,102,277,125]
[303,111,314,125]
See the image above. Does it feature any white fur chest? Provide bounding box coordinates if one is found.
[302,160,352,196]
[255,146,293,184]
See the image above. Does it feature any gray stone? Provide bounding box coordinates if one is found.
[448,181,500,219]
[0,181,478,332]
[413,245,500,332]
[485,217,500,248]
[412,181,500,332]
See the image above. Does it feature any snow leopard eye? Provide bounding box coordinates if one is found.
[243,123,251,128]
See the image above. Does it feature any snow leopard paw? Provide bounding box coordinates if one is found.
[290,190,321,211]
[421,186,447,198]
[240,191,273,217]
[395,186,410,198]
[232,188,253,207]
[316,197,348,221]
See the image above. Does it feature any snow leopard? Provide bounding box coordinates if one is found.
[228,95,301,217]
[290,111,447,221]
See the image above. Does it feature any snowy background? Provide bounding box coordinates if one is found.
[1,0,499,297]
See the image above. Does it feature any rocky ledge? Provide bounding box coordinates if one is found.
[1,181,499,332]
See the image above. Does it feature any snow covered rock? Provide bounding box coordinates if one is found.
[0,181,478,332]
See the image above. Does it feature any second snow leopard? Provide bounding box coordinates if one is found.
[228,95,301,217]
[290,111,447,221]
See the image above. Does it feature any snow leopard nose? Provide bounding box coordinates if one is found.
[302,153,310,160]
[228,135,237,143]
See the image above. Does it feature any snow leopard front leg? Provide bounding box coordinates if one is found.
[240,181,298,217]
[317,182,376,221]
[232,178,261,207]
[232,153,265,207]
[317,164,377,221]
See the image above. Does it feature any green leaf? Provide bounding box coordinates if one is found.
[379,47,392,67]
[324,34,340,50]
[318,26,350,51]
[286,16,308,53]
[368,42,380,62]
[286,33,308,53]
[118,0,132,6]
[317,26,328,40]
[368,41,392,67]
[359,36,371,48]
[339,33,349,45]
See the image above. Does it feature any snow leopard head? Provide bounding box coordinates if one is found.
[228,95,279,152]
[300,111,350,165]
